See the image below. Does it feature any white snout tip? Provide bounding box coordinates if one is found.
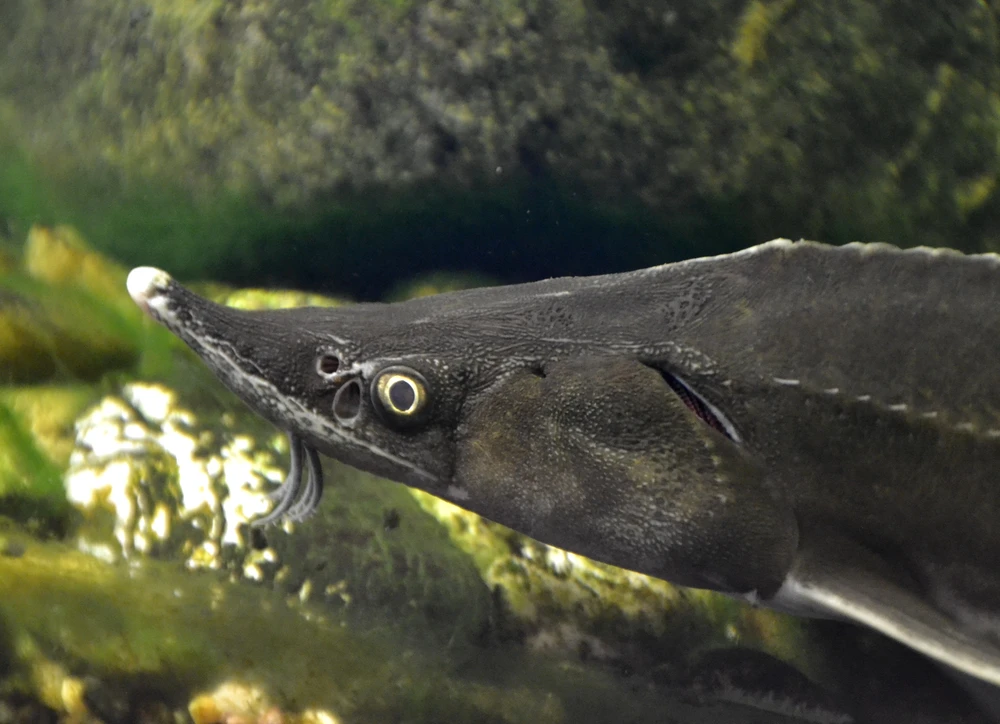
[127,266,172,306]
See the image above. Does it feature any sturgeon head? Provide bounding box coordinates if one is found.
[126,267,477,524]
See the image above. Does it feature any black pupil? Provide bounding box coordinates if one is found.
[389,379,416,411]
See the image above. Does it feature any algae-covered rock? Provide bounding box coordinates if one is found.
[0,524,557,724]
[3,1,999,291]
[22,225,133,317]
[0,386,97,469]
[0,400,68,525]
[0,247,16,275]
[211,286,351,311]
[0,385,95,529]
[0,226,148,528]
[0,280,139,383]
[1,521,869,724]
[0,224,187,537]
[66,382,280,562]
[0,225,152,384]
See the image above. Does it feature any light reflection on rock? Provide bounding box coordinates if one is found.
[65,381,282,568]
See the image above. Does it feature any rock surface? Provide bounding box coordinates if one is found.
[2,1,999,291]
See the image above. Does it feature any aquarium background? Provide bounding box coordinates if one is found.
[0,1,997,722]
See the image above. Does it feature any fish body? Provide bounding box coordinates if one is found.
[126,240,1000,691]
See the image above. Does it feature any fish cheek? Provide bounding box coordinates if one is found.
[453,357,798,596]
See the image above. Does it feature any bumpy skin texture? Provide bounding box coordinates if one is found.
[128,239,1000,688]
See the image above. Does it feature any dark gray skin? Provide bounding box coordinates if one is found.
[126,239,1000,690]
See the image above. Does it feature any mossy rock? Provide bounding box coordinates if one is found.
[2,521,864,724]
[0,385,98,470]
[0,276,139,384]
[0,225,163,384]
[209,286,351,311]
[0,225,138,528]
[0,524,543,723]
[22,225,132,317]
[0,400,69,527]
[4,0,1000,296]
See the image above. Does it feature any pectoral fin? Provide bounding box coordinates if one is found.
[455,356,799,596]
[774,537,1000,687]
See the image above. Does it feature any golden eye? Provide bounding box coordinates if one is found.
[375,369,428,417]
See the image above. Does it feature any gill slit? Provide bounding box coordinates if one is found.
[661,371,742,443]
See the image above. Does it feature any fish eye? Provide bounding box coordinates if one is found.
[373,367,429,420]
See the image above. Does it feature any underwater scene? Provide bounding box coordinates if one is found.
[2,1,1000,722]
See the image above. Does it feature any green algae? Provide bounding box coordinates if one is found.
[0,133,303,293]
[0,523,381,710]
[0,227,176,535]
[315,0,416,33]
[731,0,798,70]
[384,271,496,302]
[0,119,691,301]
[3,0,1000,295]
[23,225,132,317]
[15,223,183,382]
[211,286,350,311]
[0,0,727,295]
[0,403,68,527]
[0,274,139,383]
[0,522,746,724]
[0,386,98,469]
[143,0,224,30]
[955,173,998,219]
[0,223,188,385]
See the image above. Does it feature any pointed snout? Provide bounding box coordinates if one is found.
[126,265,243,347]
[127,266,175,318]
[125,265,318,384]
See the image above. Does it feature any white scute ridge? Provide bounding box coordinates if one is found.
[127,266,172,305]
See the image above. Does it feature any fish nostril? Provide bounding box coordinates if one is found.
[332,378,362,423]
[317,353,341,377]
